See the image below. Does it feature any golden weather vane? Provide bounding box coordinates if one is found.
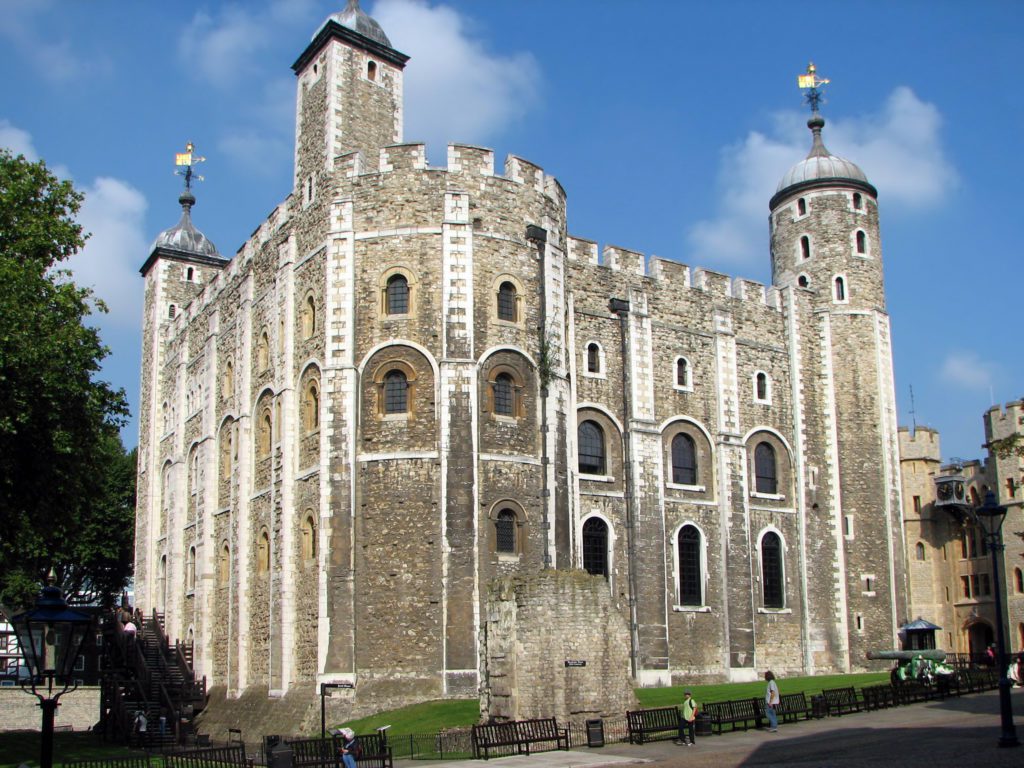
[797,62,830,113]
[174,141,206,191]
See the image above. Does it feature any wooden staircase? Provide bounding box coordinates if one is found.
[100,609,208,749]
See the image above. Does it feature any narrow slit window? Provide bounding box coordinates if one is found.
[678,525,702,606]
[834,276,846,301]
[797,198,807,216]
[587,343,600,374]
[800,235,811,260]
[856,230,867,254]
[495,509,516,554]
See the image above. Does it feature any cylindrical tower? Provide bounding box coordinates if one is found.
[770,110,907,669]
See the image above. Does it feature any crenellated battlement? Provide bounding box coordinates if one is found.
[565,237,782,311]
[983,398,1024,442]
[898,426,942,462]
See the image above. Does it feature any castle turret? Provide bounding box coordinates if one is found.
[291,0,409,191]
[769,89,906,669]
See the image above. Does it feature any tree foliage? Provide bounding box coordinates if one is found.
[0,149,133,610]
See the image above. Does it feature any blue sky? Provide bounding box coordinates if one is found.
[1,0,1020,462]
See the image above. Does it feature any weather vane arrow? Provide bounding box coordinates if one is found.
[174,141,206,191]
[797,61,830,114]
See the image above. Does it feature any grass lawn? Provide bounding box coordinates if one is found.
[335,672,890,735]
[0,731,141,768]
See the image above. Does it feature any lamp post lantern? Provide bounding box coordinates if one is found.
[10,574,94,768]
[974,491,1020,748]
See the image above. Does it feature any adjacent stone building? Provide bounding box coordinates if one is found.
[134,3,909,718]
[900,403,1024,657]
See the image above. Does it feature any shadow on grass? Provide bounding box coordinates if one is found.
[0,731,141,768]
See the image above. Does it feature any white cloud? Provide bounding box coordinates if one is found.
[70,177,149,330]
[940,351,995,392]
[688,87,957,270]
[0,118,38,159]
[373,0,541,154]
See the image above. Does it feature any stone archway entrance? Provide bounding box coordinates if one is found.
[965,619,993,658]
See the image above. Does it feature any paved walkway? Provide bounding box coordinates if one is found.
[405,688,1023,768]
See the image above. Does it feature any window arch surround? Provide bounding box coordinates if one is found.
[489,501,527,557]
[483,362,527,420]
[301,292,318,339]
[371,359,418,418]
[661,418,714,496]
[576,407,624,484]
[584,342,605,377]
[379,266,418,317]
[745,429,793,501]
[301,512,317,563]
[491,275,525,327]
[674,356,692,390]
[257,527,271,575]
[758,528,787,609]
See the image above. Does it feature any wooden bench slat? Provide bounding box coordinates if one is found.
[472,717,568,759]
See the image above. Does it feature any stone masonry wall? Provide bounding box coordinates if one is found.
[480,570,638,723]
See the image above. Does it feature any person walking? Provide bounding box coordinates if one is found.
[764,670,780,732]
[678,690,698,746]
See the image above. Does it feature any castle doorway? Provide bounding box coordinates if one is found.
[965,619,993,659]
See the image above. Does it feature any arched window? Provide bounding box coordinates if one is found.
[586,343,601,374]
[915,542,926,561]
[495,509,517,554]
[168,304,177,319]
[761,531,784,608]
[304,381,320,432]
[492,373,514,417]
[367,60,377,81]
[797,274,809,288]
[671,433,697,485]
[497,281,518,322]
[162,401,170,433]
[678,525,702,606]
[754,442,777,494]
[186,267,194,282]
[384,370,408,414]
[800,235,811,260]
[302,295,316,339]
[578,420,606,475]
[834,276,846,301]
[853,192,863,210]
[301,513,317,562]
[158,555,167,609]
[187,546,196,592]
[582,517,609,577]
[257,528,270,575]
[258,408,273,457]
[257,330,270,371]
[755,372,769,402]
[797,198,807,216]
[1015,567,1023,594]
[220,421,234,479]
[219,541,230,584]
[675,357,690,388]
[385,274,409,315]
[222,361,233,400]
[856,230,867,255]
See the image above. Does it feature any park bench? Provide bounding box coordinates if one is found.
[893,680,934,705]
[165,744,251,768]
[860,684,896,711]
[703,698,761,734]
[64,759,151,768]
[287,732,393,768]
[821,686,862,716]
[472,717,569,759]
[776,692,812,722]
[625,706,681,744]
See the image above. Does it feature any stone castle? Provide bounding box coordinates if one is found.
[134,3,908,722]
[900,402,1024,659]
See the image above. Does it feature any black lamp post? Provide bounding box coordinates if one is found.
[10,575,94,768]
[974,491,1020,748]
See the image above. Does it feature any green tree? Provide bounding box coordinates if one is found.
[0,149,132,610]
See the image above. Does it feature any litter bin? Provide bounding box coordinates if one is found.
[811,694,828,719]
[695,712,712,737]
[265,735,295,768]
[585,718,605,748]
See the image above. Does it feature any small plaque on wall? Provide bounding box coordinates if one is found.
[564,660,587,667]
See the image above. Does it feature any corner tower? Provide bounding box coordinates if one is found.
[291,0,409,189]
[770,72,906,671]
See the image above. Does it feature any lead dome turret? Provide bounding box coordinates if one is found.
[771,114,876,209]
[150,191,219,258]
[315,0,391,47]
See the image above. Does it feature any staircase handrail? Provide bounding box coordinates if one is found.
[149,608,171,655]
[172,641,206,704]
